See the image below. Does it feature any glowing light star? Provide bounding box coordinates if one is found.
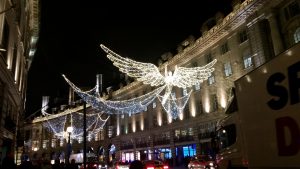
[100,44,217,118]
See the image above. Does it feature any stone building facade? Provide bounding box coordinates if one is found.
[25,0,300,166]
[0,0,40,165]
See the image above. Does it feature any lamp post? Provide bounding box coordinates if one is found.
[66,126,73,163]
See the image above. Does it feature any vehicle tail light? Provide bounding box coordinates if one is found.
[147,167,154,169]
[163,165,169,169]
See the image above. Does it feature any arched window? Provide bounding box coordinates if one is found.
[293,27,300,43]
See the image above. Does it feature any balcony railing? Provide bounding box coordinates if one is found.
[120,144,134,150]
[154,139,170,146]
[174,135,194,143]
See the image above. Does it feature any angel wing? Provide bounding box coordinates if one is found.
[172,59,217,88]
[100,44,165,86]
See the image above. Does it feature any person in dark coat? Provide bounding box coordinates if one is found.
[2,150,16,169]
[129,160,143,169]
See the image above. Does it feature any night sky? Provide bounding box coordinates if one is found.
[25,0,233,117]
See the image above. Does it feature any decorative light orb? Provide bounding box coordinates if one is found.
[67,126,73,133]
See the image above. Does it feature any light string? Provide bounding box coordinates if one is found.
[41,109,109,141]
[157,90,193,119]
[63,74,166,115]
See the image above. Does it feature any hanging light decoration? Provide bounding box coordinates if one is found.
[42,110,109,141]
[99,44,217,118]
[100,44,216,88]
[62,74,165,115]
[157,90,192,119]
[56,44,217,121]
[43,113,67,137]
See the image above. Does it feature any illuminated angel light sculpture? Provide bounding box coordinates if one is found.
[63,74,165,116]
[100,44,217,118]
[42,109,109,141]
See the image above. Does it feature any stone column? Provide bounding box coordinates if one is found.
[267,10,284,55]
[169,130,176,167]
[247,15,274,67]
[192,127,201,156]
[133,139,137,160]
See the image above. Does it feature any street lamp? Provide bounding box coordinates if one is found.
[67,126,73,143]
[66,126,73,163]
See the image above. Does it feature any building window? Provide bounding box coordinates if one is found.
[284,1,300,20]
[294,27,300,43]
[171,92,176,98]
[51,139,56,148]
[43,140,49,149]
[121,125,125,135]
[59,139,64,147]
[206,53,213,63]
[153,102,156,109]
[182,88,187,96]
[208,74,215,85]
[195,82,200,91]
[239,29,248,43]
[211,94,218,112]
[243,50,253,69]
[220,42,229,55]
[243,55,253,69]
[224,62,232,77]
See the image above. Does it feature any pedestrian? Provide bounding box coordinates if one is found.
[66,159,78,169]
[2,150,16,169]
[129,160,143,169]
[52,159,61,169]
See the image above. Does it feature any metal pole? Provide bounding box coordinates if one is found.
[67,132,71,164]
[96,74,103,96]
[83,102,87,169]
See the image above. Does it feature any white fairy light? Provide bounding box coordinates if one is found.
[100,44,216,118]
[157,90,192,119]
[58,45,216,120]
[62,74,165,115]
[100,44,217,89]
[43,114,67,137]
[42,108,109,141]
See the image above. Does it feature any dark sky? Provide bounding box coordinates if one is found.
[25,0,233,117]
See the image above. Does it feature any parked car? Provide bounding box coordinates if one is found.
[111,161,130,169]
[142,160,169,169]
[188,155,217,169]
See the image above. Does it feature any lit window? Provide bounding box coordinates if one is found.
[153,102,156,108]
[51,139,56,148]
[59,139,64,147]
[224,62,232,77]
[43,140,49,149]
[294,27,300,43]
[243,55,253,69]
[208,75,215,85]
[182,88,187,96]
[195,82,200,90]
